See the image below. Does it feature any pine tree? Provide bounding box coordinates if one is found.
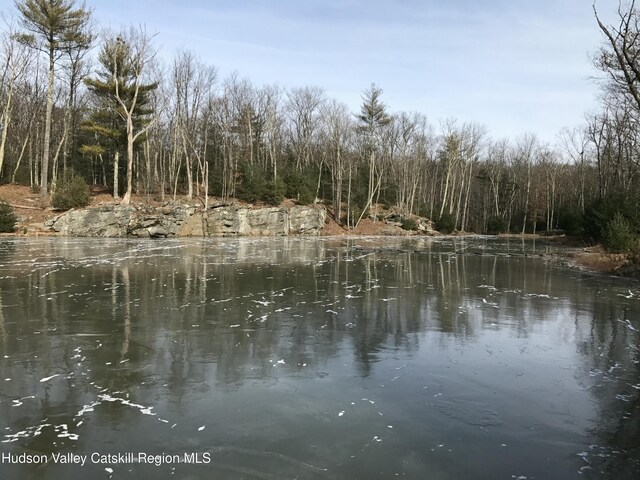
[15,0,92,199]
[357,84,391,137]
[79,99,125,198]
[354,83,391,227]
[82,31,157,202]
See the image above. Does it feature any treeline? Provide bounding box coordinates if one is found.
[1,0,639,244]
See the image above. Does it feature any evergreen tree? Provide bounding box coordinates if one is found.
[354,83,391,227]
[83,32,157,201]
[79,98,125,198]
[357,83,391,137]
[15,0,92,199]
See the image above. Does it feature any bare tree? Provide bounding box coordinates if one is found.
[286,86,325,171]
[261,84,283,181]
[594,1,640,112]
[513,134,538,234]
[320,99,352,225]
[389,112,434,216]
[559,126,590,213]
[0,25,33,177]
[171,49,217,200]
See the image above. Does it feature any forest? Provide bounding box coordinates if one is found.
[1,0,640,250]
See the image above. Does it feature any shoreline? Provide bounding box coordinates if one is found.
[0,183,635,279]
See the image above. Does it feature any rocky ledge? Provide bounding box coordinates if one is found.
[45,204,326,238]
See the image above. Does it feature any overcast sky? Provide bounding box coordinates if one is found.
[3,0,616,143]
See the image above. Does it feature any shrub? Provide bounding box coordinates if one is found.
[486,215,508,235]
[52,171,91,210]
[436,212,456,234]
[401,217,418,231]
[604,212,638,253]
[0,200,17,233]
[297,186,315,205]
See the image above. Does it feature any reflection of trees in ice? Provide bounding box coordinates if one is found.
[0,237,639,477]
[0,236,628,386]
[574,296,640,478]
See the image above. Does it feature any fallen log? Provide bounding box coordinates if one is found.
[9,203,42,210]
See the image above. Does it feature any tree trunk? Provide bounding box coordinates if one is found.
[181,128,193,199]
[121,118,134,205]
[11,134,29,183]
[40,47,55,199]
[113,151,120,198]
[0,83,13,176]
[522,164,531,235]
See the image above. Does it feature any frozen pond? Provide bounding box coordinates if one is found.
[0,236,638,479]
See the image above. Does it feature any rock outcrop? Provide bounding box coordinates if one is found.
[45,204,326,238]
[289,206,326,234]
[206,207,289,236]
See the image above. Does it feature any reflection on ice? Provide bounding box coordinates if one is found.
[0,237,638,479]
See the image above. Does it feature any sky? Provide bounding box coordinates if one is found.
[2,0,618,143]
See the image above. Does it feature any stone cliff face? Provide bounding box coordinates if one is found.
[45,204,326,238]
